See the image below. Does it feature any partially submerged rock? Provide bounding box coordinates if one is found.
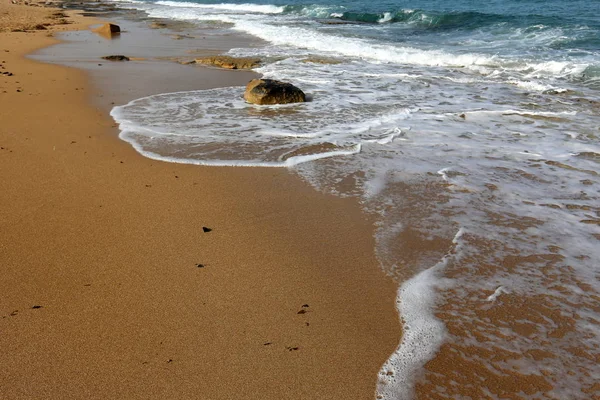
[102,55,130,62]
[149,21,168,29]
[195,56,261,70]
[318,19,356,25]
[93,23,120,36]
[243,79,306,105]
[301,56,342,65]
[171,34,194,40]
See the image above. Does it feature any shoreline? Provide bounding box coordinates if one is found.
[0,2,400,399]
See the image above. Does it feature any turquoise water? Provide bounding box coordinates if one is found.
[110,0,600,398]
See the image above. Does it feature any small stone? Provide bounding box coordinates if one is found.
[101,55,130,62]
[202,227,212,233]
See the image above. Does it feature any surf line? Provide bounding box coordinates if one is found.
[376,228,465,400]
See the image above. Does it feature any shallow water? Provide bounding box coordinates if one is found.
[108,0,600,398]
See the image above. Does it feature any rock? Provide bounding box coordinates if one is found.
[318,19,356,25]
[194,56,261,70]
[93,23,120,36]
[102,55,130,61]
[149,22,167,29]
[170,34,194,40]
[149,21,168,29]
[301,57,341,65]
[243,79,306,105]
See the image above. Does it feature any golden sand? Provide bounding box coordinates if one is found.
[0,2,399,398]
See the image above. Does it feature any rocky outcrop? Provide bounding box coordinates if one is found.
[102,55,130,61]
[195,56,261,70]
[93,23,120,37]
[243,79,306,105]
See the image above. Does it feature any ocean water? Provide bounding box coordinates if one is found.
[108,0,600,398]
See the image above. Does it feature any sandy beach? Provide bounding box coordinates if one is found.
[0,2,400,398]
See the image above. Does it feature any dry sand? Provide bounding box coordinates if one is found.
[0,2,400,398]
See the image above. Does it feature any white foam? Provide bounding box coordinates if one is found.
[376,229,463,400]
[507,79,557,92]
[118,130,361,167]
[437,167,451,182]
[486,286,509,302]
[378,12,393,23]
[155,1,284,14]
[232,19,498,69]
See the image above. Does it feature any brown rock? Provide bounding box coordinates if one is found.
[149,21,168,29]
[195,56,261,70]
[301,57,341,65]
[93,23,120,37]
[243,79,306,105]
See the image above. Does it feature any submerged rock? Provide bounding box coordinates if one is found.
[195,56,261,70]
[102,55,130,62]
[243,79,306,105]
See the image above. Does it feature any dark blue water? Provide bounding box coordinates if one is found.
[125,0,600,86]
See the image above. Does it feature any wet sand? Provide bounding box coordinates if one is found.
[0,2,399,399]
